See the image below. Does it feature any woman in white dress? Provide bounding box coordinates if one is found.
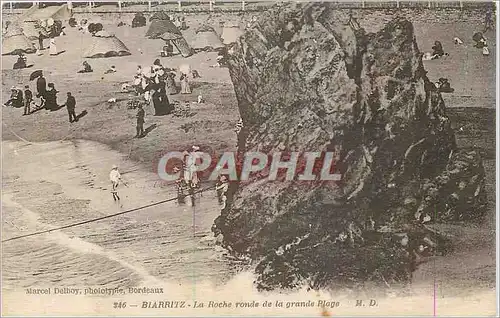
[180,73,191,94]
[49,38,57,56]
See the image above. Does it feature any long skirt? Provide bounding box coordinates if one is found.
[49,43,57,55]
[165,76,178,95]
[152,90,173,115]
[180,78,191,94]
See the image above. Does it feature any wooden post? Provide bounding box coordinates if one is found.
[67,1,73,9]
[460,1,463,10]
[361,0,365,9]
[88,1,92,13]
[209,0,213,12]
[396,0,399,9]
[178,0,182,12]
[148,1,151,11]
[118,0,121,11]
[242,0,245,11]
[428,1,431,8]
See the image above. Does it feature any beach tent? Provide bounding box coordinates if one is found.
[2,25,36,55]
[221,25,244,45]
[146,11,192,58]
[83,31,131,58]
[191,25,224,52]
[19,4,72,39]
[21,4,72,22]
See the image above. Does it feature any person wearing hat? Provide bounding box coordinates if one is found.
[38,31,45,50]
[44,83,59,110]
[135,103,145,138]
[23,85,33,115]
[4,87,23,108]
[65,92,77,123]
[180,72,191,94]
[109,165,125,201]
[184,146,201,188]
[36,72,47,108]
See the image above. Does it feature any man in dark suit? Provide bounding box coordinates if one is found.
[136,104,145,137]
[23,85,33,115]
[65,92,77,123]
[36,72,47,108]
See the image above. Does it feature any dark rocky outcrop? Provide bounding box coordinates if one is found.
[214,3,487,291]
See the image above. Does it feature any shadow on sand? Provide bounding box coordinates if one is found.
[76,110,88,121]
[138,123,157,138]
[49,50,66,56]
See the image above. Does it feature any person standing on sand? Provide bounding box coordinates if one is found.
[23,85,33,115]
[180,73,191,94]
[38,31,45,50]
[165,70,177,95]
[484,8,494,32]
[110,165,126,201]
[136,104,145,137]
[49,37,57,56]
[184,146,200,188]
[36,72,47,108]
[65,92,77,123]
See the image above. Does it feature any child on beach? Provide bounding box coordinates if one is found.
[109,165,127,201]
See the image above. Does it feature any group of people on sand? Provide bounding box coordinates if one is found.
[35,72,78,122]
[132,58,194,117]
[4,71,78,122]
[424,8,494,61]
[37,30,62,56]
[134,60,173,116]
[109,144,214,204]
[173,145,205,200]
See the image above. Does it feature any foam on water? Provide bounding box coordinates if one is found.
[2,140,497,316]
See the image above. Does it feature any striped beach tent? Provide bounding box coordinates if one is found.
[146,12,192,58]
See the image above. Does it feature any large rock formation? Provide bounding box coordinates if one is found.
[214,3,487,291]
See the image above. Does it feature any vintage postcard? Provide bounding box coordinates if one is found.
[1,0,498,316]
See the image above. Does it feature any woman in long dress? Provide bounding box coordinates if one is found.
[44,83,58,110]
[49,38,57,56]
[180,73,191,94]
[152,75,172,116]
[165,71,178,95]
[157,78,172,115]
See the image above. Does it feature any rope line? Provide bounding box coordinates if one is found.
[2,185,216,243]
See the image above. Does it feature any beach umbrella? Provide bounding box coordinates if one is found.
[29,70,43,81]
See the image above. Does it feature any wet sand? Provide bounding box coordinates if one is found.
[2,140,240,291]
